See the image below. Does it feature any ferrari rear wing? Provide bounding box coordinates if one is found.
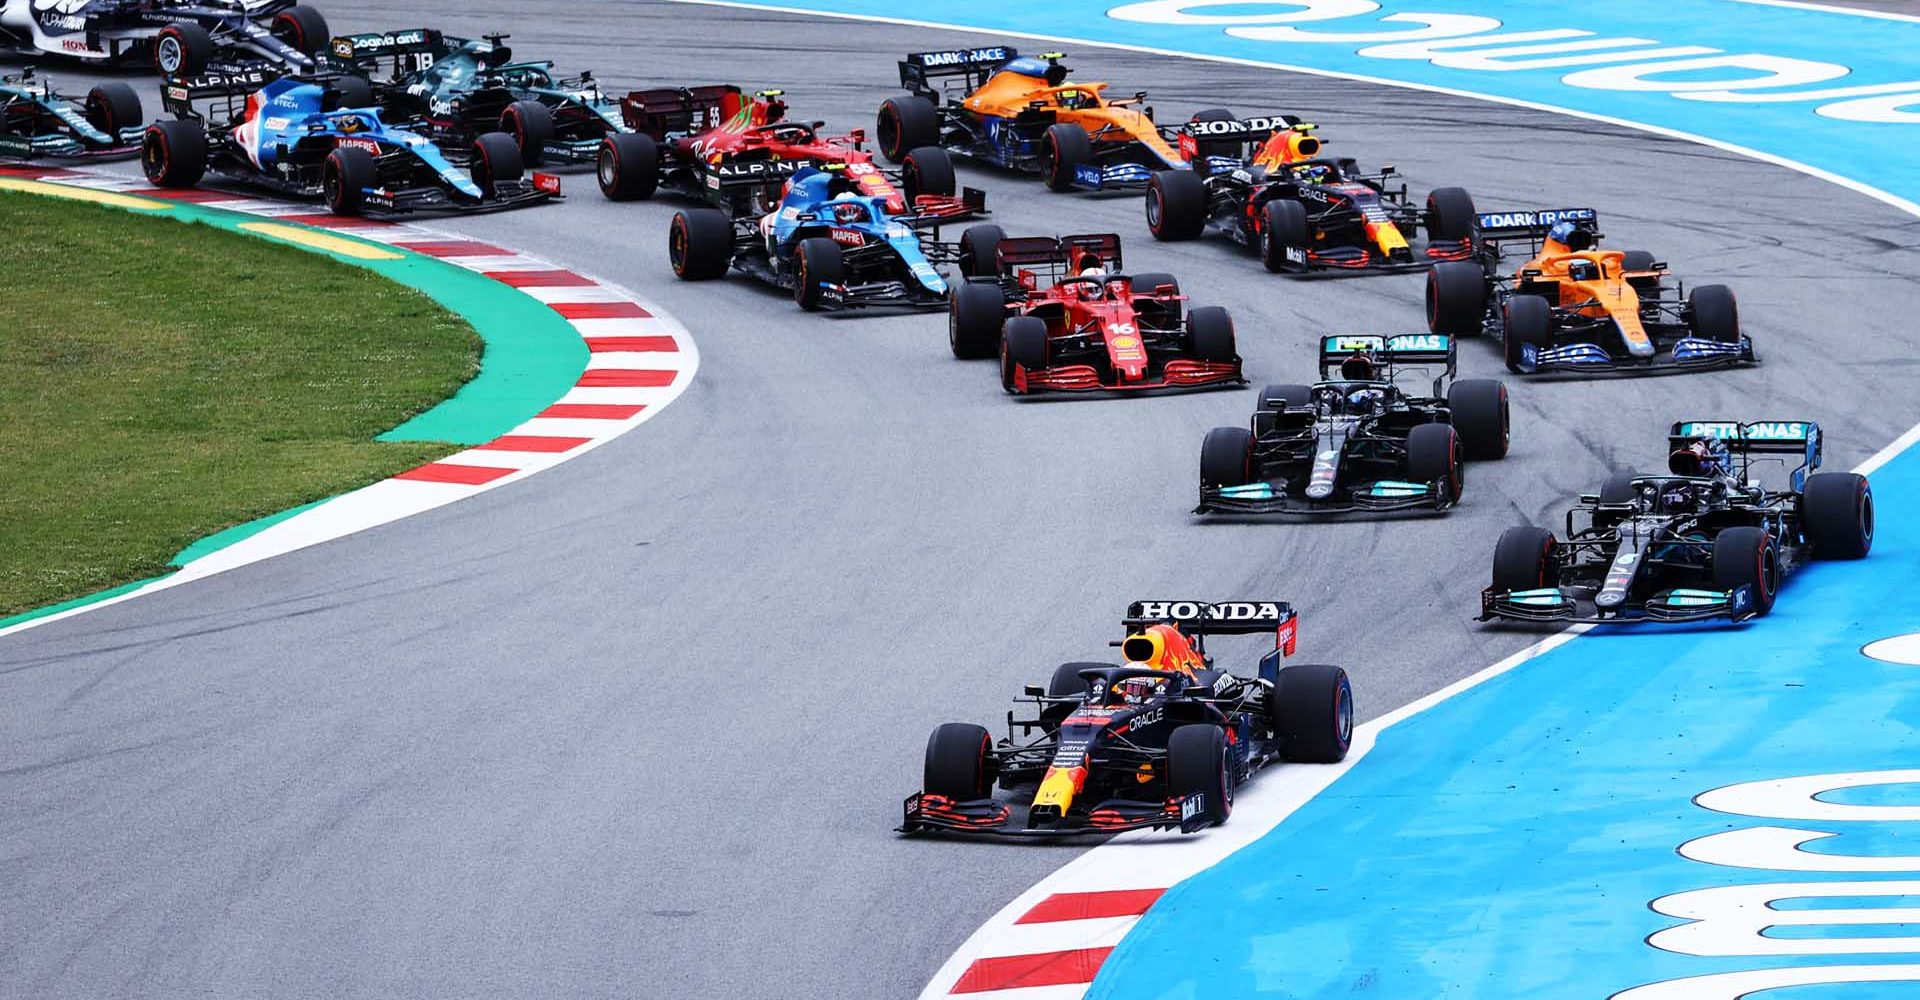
[899,46,1016,94]
[620,84,745,138]
[994,233,1122,274]
[1473,207,1597,241]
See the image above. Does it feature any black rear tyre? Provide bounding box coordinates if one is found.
[85,83,141,136]
[1713,526,1778,617]
[1600,470,1641,506]
[140,119,206,188]
[957,224,1006,280]
[877,95,939,162]
[668,208,734,281]
[902,145,955,201]
[502,100,554,166]
[271,6,330,55]
[924,723,994,800]
[1272,663,1352,764]
[1042,123,1093,192]
[323,145,375,215]
[1447,379,1510,461]
[598,132,659,201]
[1428,261,1488,336]
[1493,526,1558,593]
[949,281,1006,360]
[1146,169,1207,241]
[1259,383,1311,411]
[1185,306,1236,363]
[1166,724,1233,825]
[1261,198,1309,273]
[1040,661,1106,732]
[1001,315,1049,393]
[1200,426,1253,488]
[1802,472,1873,560]
[793,237,845,311]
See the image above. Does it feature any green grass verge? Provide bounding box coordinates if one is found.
[0,193,481,617]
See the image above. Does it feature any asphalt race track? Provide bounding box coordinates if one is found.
[5,2,1920,998]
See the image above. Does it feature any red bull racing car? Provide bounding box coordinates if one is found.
[901,600,1352,837]
[947,232,1243,394]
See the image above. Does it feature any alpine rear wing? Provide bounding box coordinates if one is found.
[1124,601,1299,657]
[1473,207,1597,241]
[160,64,281,117]
[619,84,743,138]
[994,233,1122,274]
[899,46,1016,95]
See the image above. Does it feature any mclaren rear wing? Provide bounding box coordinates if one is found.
[1473,207,1598,242]
[899,46,1017,95]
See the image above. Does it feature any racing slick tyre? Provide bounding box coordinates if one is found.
[957,224,1006,279]
[1446,379,1510,461]
[84,84,141,136]
[1130,271,1181,328]
[1261,199,1310,273]
[323,145,375,216]
[1425,186,1476,242]
[1493,526,1558,593]
[1000,315,1049,393]
[949,280,1007,360]
[902,145,956,201]
[470,132,524,200]
[140,119,206,188]
[793,237,845,311]
[1427,261,1487,337]
[1406,422,1463,502]
[270,6,331,56]
[925,722,996,800]
[502,100,555,167]
[1714,526,1779,617]
[669,208,734,281]
[1501,294,1553,373]
[1600,470,1641,506]
[152,23,213,77]
[1039,661,1108,734]
[1166,724,1233,826]
[1272,663,1353,764]
[598,132,660,201]
[1259,384,1312,411]
[323,74,375,112]
[1185,306,1237,363]
[1041,123,1093,193]
[1145,169,1207,241]
[1802,471,1874,560]
[1200,427,1253,489]
[876,95,939,163]
[1688,284,1741,343]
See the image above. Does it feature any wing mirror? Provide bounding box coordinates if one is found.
[1024,685,1046,697]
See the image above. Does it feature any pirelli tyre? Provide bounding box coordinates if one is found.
[1041,123,1093,193]
[1272,662,1353,764]
[1406,422,1462,502]
[1001,315,1049,392]
[793,237,845,311]
[270,6,331,56]
[1492,525,1558,593]
[1501,294,1553,373]
[1713,526,1778,617]
[323,144,375,215]
[876,95,939,163]
[1130,270,1181,328]
[1039,661,1107,734]
[84,84,141,136]
[1259,383,1311,411]
[1446,379,1510,461]
[1427,261,1487,336]
[470,132,524,200]
[502,100,555,167]
[1166,724,1232,827]
[1688,284,1741,344]
[902,145,956,201]
[1146,169,1207,241]
[1425,186,1476,242]
[949,281,1006,360]
[1261,199,1309,273]
[924,722,995,800]
[141,119,206,188]
[599,132,659,201]
[1200,426,1253,489]
[1185,306,1237,363]
[1801,471,1874,560]
[152,23,213,77]
[669,209,734,281]
[957,224,1006,280]
[1600,470,1641,506]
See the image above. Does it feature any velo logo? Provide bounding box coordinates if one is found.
[1614,769,1920,998]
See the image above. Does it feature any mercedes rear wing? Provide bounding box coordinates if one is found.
[899,46,1017,96]
[993,233,1122,275]
[1671,420,1822,486]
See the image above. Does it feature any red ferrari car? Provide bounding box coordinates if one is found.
[947,232,1244,395]
[595,85,952,216]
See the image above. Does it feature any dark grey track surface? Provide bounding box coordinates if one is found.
[6,2,1920,998]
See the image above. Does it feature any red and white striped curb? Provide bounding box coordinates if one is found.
[0,167,697,635]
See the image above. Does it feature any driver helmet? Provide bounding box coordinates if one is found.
[829,194,868,224]
[1294,163,1330,185]
[1547,221,1594,252]
[1113,677,1156,705]
[1566,258,1601,282]
[1658,481,1697,513]
[1339,352,1378,382]
[1669,437,1730,478]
